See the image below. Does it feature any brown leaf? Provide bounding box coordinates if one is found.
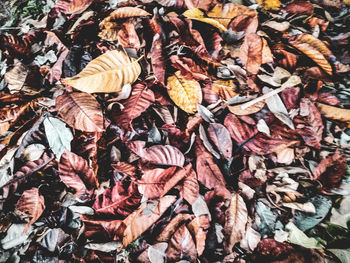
[166,224,197,262]
[180,167,200,205]
[82,217,123,240]
[228,101,265,116]
[316,102,350,123]
[239,33,263,75]
[313,151,347,189]
[289,33,333,75]
[253,238,293,261]
[195,137,230,199]
[207,123,233,160]
[284,1,314,16]
[295,98,324,149]
[55,0,92,14]
[15,188,45,231]
[156,213,193,242]
[187,215,210,256]
[100,7,151,25]
[58,150,96,198]
[117,22,141,50]
[128,141,185,167]
[113,83,155,130]
[93,180,141,217]
[223,193,248,253]
[122,195,177,248]
[56,92,105,132]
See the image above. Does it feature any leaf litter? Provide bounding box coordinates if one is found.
[0,0,350,262]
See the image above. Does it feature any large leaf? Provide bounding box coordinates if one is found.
[113,83,155,130]
[15,188,45,231]
[43,117,73,160]
[167,71,203,114]
[56,92,105,132]
[128,141,185,167]
[285,222,324,249]
[223,193,248,253]
[122,195,177,248]
[58,150,96,198]
[62,50,141,93]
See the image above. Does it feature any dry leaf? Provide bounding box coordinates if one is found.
[183,8,227,31]
[56,92,105,132]
[239,34,263,75]
[62,50,141,93]
[316,103,350,123]
[167,71,202,114]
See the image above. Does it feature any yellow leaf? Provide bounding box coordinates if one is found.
[256,0,282,10]
[167,71,203,114]
[211,79,237,101]
[62,50,141,93]
[207,3,257,28]
[183,8,227,31]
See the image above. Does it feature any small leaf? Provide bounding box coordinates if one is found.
[167,71,202,114]
[43,117,73,159]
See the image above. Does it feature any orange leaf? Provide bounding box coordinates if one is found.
[156,214,193,242]
[55,0,92,14]
[317,103,350,123]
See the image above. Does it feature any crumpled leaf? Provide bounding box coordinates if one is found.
[62,50,141,93]
[167,71,202,114]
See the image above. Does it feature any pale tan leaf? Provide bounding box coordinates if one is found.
[62,50,141,93]
[183,8,227,31]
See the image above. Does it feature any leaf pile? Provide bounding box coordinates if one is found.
[0,0,350,262]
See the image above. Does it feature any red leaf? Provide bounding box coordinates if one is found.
[93,180,141,217]
[253,238,293,261]
[113,83,155,130]
[117,22,141,50]
[195,137,230,199]
[180,167,200,205]
[58,151,96,198]
[128,141,185,167]
[55,0,92,14]
[284,1,314,16]
[82,217,123,240]
[187,215,210,256]
[313,151,347,189]
[295,98,324,149]
[15,188,45,231]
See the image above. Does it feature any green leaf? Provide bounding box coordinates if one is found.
[294,195,332,231]
[285,222,324,249]
[328,249,350,263]
[256,201,277,236]
[43,117,73,160]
